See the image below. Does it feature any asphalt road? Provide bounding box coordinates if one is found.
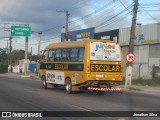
[0,76,160,120]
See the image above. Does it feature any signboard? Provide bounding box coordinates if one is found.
[11,26,31,37]
[61,27,95,42]
[126,52,135,63]
[90,42,121,61]
[94,29,119,42]
[46,71,64,84]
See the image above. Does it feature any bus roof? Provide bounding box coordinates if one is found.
[45,39,117,49]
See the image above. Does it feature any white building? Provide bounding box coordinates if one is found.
[119,23,160,78]
[19,59,30,73]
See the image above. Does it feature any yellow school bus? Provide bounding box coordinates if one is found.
[40,39,123,93]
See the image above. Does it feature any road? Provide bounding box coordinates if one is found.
[0,75,160,120]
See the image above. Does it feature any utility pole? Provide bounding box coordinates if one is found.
[125,0,139,88]
[5,40,9,65]
[6,40,8,54]
[4,40,9,54]
[38,32,42,55]
[9,36,12,72]
[24,37,28,75]
[56,10,70,41]
[31,47,32,56]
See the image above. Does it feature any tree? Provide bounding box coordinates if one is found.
[0,48,8,73]
[0,48,8,63]
[11,50,25,65]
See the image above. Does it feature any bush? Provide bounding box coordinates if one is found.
[132,77,160,86]
[0,62,8,73]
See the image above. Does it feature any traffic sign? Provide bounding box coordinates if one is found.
[126,52,135,63]
[11,26,31,37]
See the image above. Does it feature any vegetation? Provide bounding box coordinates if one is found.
[0,47,40,73]
[0,48,26,73]
[132,77,160,86]
[0,48,8,73]
[11,50,25,65]
[122,76,160,86]
[0,62,8,73]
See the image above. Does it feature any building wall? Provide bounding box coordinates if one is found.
[149,44,160,75]
[121,43,160,78]
[119,27,130,45]
[19,59,30,73]
[119,23,160,45]
[94,29,119,42]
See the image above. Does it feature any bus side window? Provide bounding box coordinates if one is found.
[62,48,70,62]
[78,48,84,62]
[70,48,78,62]
[48,49,54,62]
[55,49,62,62]
[42,50,48,62]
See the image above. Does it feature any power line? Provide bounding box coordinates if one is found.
[95,2,134,29]
[37,1,118,43]
[139,8,159,23]
[39,1,133,44]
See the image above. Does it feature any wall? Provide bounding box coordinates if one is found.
[12,65,19,73]
[19,59,30,73]
[119,23,160,45]
[61,27,95,42]
[94,29,119,42]
[121,43,160,78]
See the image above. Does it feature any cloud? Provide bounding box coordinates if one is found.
[0,0,159,54]
[0,0,87,31]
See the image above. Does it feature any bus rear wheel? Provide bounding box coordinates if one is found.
[42,76,47,89]
[65,78,72,94]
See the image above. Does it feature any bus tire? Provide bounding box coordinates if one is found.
[65,78,72,94]
[42,76,47,89]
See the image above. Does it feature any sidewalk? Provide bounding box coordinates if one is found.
[0,73,160,96]
[120,85,160,96]
[0,72,40,80]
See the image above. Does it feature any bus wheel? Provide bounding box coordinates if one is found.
[65,79,72,94]
[42,76,47,89]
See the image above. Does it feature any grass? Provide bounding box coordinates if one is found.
[30,75,41,80]
[122,76,160,86]
[127,77,160,86]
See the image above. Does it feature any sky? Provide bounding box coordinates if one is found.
[0,0,160,55]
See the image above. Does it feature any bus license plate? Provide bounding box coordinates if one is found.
[96,74,104,77]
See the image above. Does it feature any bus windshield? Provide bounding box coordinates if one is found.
[90,42,121,61]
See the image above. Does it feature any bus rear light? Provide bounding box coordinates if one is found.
[121,66,123,71]
[87,66,90,72]
[91,61,96,64]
